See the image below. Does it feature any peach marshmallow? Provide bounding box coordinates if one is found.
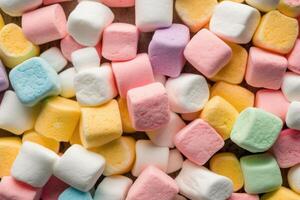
[100,0,135,7]
[167,149,184,174]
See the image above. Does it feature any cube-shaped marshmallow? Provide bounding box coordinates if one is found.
[245,0,279,12]
[71,47,100,72]
[278,0,300,18]
[40,47,67,73]
[261,187,300,200]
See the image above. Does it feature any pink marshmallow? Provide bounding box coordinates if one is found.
[102,23,138,61]
[184,29,232,78]
[287,39,300,74]
[43,0,72,5]
[60,35,85,61]
[0,176,41,200]
[255,89,290,122]
[245,47,287,90]
[112,53,155,98]
[126,166,179,200]
[100,0,135,7]
[127,82,170,131]
[22,4,67,45]
[174,119,224,166]
[272,129,300,168]
[228,193,259,200]
[41,176,69,200]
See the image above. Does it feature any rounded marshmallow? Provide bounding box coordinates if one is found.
[71,47,101,72]
[282,72,300,102]
[286,101,300,130]
[167,149,184,174]
[60,35,84,61]
[245,0,279,12]
[41,47,67,73]
[287,39,300,74]
[288,164,300,193]
[0,0,42,16]
[59,67,76,98]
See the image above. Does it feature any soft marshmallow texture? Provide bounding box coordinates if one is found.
[41,47,67,73]
[0,0,42,16]
[167,149,184,174]
[282,72,300,102]
[71,47,100,72]
[286,101,300,131]
[59,67,76,98]
[0,61,9,92]
[288,164,300,194]
[246,0,279,12]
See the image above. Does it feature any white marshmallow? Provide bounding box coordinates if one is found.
[67,1,114,46]
[0,90,37,135]
[167,149,184,174]
[209,1,261,44]
[288,164,300,194]
[40,47,68,73]
[59,67,76,98]
[53,144,106,192]
[286,101,300,131]
[71,47,100,72]
[135,0,173,32]
[245,0,279,12]
[165,73,209,114]
[147,112,186,148]
[154,74,167,85]
[94,175,133,200]
[74,64,118,106]
[174,195,187,200]
[132,140,169,177]
[176,160,233,200]
[0,0,42,16]
[282,72,300,102]
[11,142,59,187]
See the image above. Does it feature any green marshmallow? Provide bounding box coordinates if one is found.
[230,108,283,153]
[240,154,282,194]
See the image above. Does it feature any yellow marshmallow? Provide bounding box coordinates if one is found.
[0,14,5,31]
[200,96,239,140]
[22,130,60,153]
[117,97,135,133]
[35,97,81,142]
[0,137,22,177]
[210,82,255,112]
[278,0,300,18]
[219,0,244,3]
[253,10,299,54]
[209,152,244,192]
[211,43,248,84]
[70,125,82,145]
[0,24,39,68]
[80,100,122,148]
[175,0,218,32]
[261,187,300,200]
[91,136,135,176]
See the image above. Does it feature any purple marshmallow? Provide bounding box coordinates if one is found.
[148,24,190,78]
[0,61,8,92]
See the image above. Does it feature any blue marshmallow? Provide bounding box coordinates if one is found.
[58,187,93,200]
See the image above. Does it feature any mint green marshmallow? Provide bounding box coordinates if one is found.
[240,154,282,194]
[230,108,283,153]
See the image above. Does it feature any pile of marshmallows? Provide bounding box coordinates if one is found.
[0,0,300,199]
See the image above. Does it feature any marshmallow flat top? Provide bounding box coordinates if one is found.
[261,187,300,200]
[278,0,300,17]
[246,0,279,12]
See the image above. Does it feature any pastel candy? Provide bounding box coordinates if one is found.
[261,187,300,200]
[286,101,300,130]
[245,47,287,90]
[9,57,61,107]
[0,61,8,92]
[117,97,135,133]
[278,0,300,17]
[181,111,201,122]
[40,47,67,73]
[53,144,106,192]
[282,72,300,102]
[100,0,135,7]
[43,0,72,5]
[148,24,190,77]
[287,39,300,74]
[167,149,184,174]
[0,0,42,16]
[58,187,92,200]
[288,164,300,193]
[210,1,261,44]
[240,154,282,194]
[60,35,84,61]
[154,74,167,85]
[0,24,39,68]
[228,193,259,200]
[11,142,59,187]
[59,67,76,98]
[70,125,82,145]
[67,1,114,46]
[245,0,279,12]
[231,108,283,153]
[174,119,224,166]
[41,176,69,200]
[71,47,100,72]
[253,10,298,54]
[135,0,173,32]
[126,166,179,200]
[184,29,232,78]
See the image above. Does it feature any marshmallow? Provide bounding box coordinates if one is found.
[91,137,136,176]
[58,187,93,200]
[127,166,179,200]
[53,144,106,192]
[0,137,22,178]
[0,13,4,30]
[127,83,170,131]
[231,108,283,153]
[80,100,122,148]
[228,193,259,200]
[240,154,282,194]
[288,164,300,193]
[112,53,155,98]
[184,29,232,78]
[60,35,84,61]
[166,149,184,174]
[71,47,100,72]
[40,47,68,73]
[148,24,190,77]
[70,125,82,145]
[100,0,134,7]
[135,0,173,32]
[253,10,299,54]
[261,187,300,200]
[278,0,300,17]
[74,64,118,106]
[59,67,76,98]
[245,0,279,12]
[44,0,72,5]
[102,23,138,61]
[147,112,186,148]
[175,119,224,166]
[176,160,233,200]
[94,176,133,200]
[67,1,114,46]
[0,60,9,92]
[0,90,37,135]
[288,39,300,74]
[282,72,300,102]
[41,176,69,200]
[286,101,300,130]
[181,111,201,121]
[245,47,287,90]
[0,0,42,16]
[118,97,135,133]
[165,73,209,113]
[154,74,167,85]
[0,24,39,68]
[132,140,169,177]
[11,142,59,187]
